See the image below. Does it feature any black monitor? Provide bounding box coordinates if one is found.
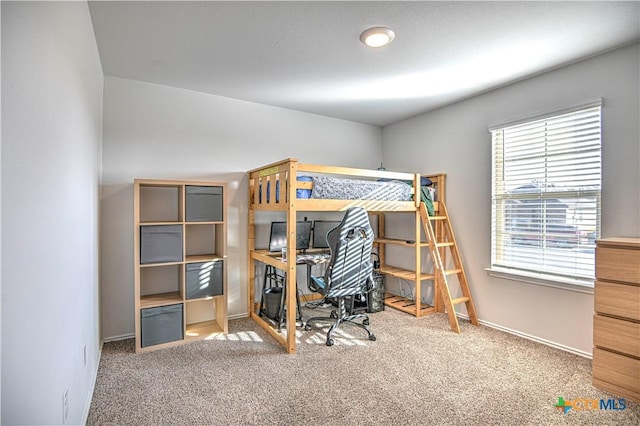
[268,221,312,253]
[312,220,341,249]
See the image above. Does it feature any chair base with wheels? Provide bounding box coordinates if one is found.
[305,293,376,346]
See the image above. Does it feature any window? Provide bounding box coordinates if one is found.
[490,101,602,288]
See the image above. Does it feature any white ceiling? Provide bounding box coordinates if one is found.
[88,1,640,127]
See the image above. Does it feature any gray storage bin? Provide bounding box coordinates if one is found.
[186,260,224,300]
[141,304,184,347]
[186,186,223,222]
[140,225,183,264]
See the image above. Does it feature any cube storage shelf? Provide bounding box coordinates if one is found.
[134,179,228,353]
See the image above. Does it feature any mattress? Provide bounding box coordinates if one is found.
[309,176,412,201]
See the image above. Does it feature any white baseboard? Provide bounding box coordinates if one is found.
[457,313,592,359]
[102,313,591,359]
[102,333,135,343]
[101,315,250,343]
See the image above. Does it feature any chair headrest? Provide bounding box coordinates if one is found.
[334,207,371,239]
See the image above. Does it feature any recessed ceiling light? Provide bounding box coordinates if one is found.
[360,27,395,48]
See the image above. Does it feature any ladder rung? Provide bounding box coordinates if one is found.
[435,242,454,247]
[428,215,447,221]
[442,268,462,276]
[451,297,471,305]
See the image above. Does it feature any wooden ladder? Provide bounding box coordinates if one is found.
[420,201,479,333]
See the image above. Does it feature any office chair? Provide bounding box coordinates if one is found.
[304,207,376,346]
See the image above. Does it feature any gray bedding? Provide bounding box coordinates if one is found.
[309,176,412,201]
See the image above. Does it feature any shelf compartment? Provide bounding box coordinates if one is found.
[186,185,223,222]
[185,223,221,257]
[383,292,436,316]
[185,298,224,340]
[185,320,224,340]
[140,224,183,264]
[380,264,434,281]
[141,303,184,348]
[140,264,183,299]
[139,185,182,223]
[186,260,224,300]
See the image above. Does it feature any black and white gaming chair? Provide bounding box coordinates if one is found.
[304,207,376,346]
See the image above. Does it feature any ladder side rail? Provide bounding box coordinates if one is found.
[439,202,479,326]
[420,203,461,333]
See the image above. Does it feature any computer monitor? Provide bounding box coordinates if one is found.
[268,221,312,253]
[312,220,341,249]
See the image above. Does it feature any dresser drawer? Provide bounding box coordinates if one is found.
[593,348,640,395]
[594,315,640,358]
[595,281,640,321]
[596,245,640,283]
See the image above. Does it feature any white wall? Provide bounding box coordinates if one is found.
[100,76,382,340]
[382,43,640,356]
[1,2,103,425]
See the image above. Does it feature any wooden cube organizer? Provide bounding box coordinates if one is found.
[134,179,228,353]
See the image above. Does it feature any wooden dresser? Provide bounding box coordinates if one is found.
[593,237,640,402]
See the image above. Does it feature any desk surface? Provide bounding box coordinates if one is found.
[254,249,331,265]
[296,253,331,264]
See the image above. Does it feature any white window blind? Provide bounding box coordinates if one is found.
[490,102,601,286]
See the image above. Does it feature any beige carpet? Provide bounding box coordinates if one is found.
[88,306,639,425]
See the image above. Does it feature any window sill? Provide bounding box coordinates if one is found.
[485,267,594,294]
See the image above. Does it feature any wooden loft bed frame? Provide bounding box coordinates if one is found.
[247,158,448,354]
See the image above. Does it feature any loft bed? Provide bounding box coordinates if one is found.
[247,158,446,354]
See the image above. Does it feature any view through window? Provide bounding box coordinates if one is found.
[490,101,602,286]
